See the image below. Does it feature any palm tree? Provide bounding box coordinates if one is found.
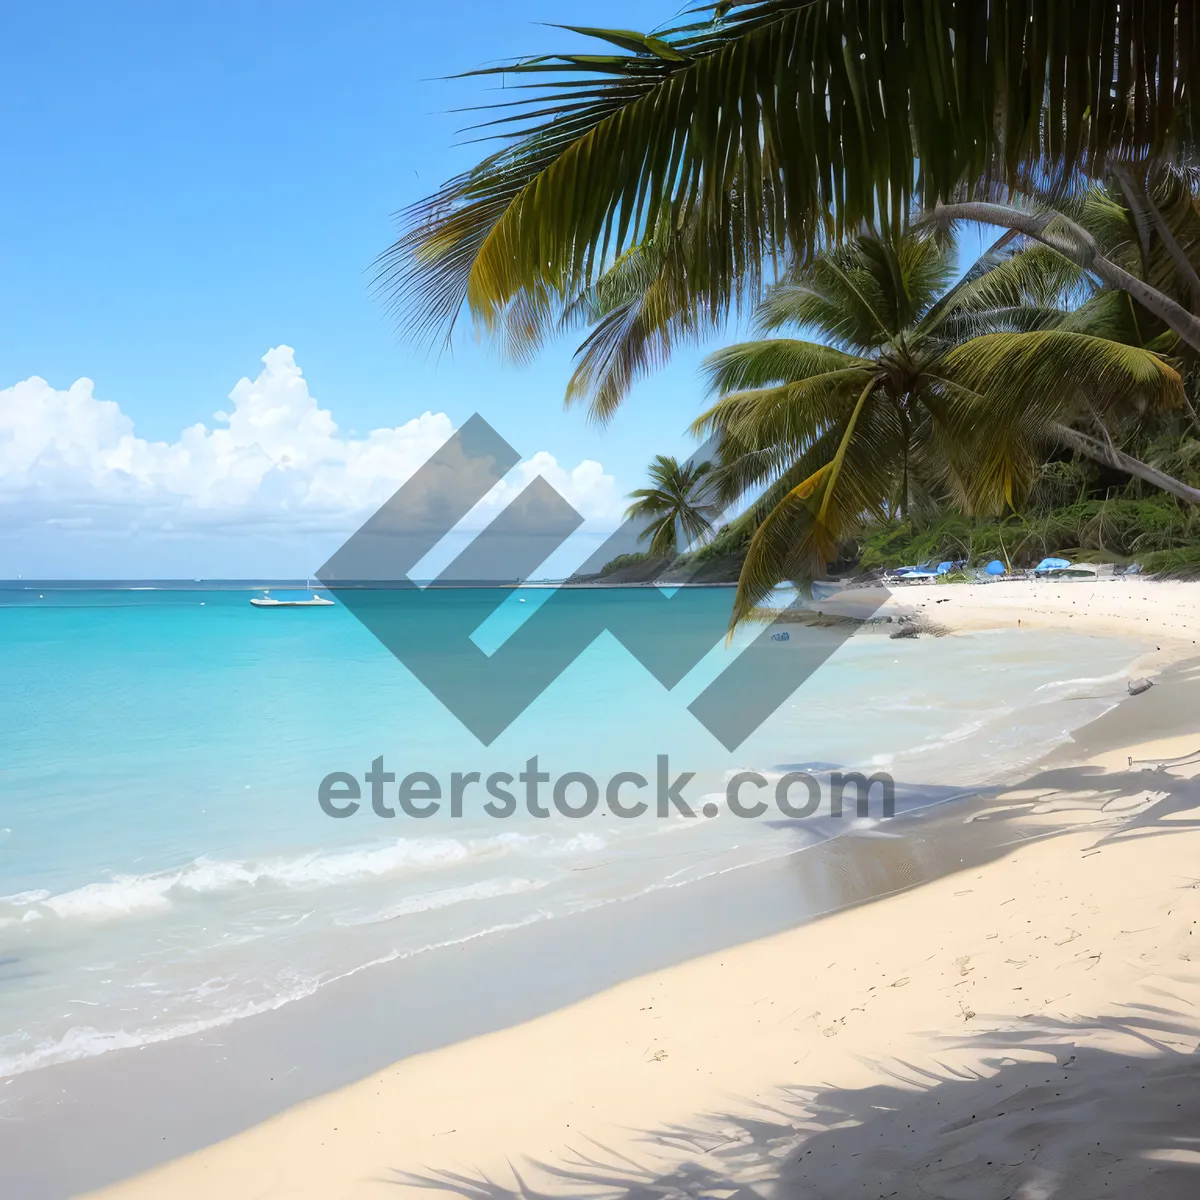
[694,230,1186,625]
[625,455,718,558]
[382,3,1197,357]
[513,166,1200,425]
[932,194,1200,355]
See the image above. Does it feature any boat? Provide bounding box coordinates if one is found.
[250,586,334,608]
[1030,556,1097,581]
[1043,567,1097,580]
[810,579,847,602]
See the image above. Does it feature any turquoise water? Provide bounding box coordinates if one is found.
[0,585,1146,1079]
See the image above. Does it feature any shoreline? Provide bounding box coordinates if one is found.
[3,776,1049,1199]
[103,730,1200,1200]
[7,579,1199,1198]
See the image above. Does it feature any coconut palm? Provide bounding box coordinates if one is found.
[694,230,1187,625]
[499,165,1200,424]
[382,3,1198,358]
[1091,161,1200,325]
[625,454,718,558]
[932,192,1200,356]
[928,166,1200,477]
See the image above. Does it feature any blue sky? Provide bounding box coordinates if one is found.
[0,0,741,577]
[0,2,989,579]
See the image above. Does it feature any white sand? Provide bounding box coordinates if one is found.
[87,581,1200,1200]
[880,575,1200,666]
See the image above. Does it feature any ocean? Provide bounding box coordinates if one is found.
[0,583,1146,1083]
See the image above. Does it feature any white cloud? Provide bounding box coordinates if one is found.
[0,346,620,539]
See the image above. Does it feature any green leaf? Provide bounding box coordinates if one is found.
[382,3,1198,349]
[551,25,691,62]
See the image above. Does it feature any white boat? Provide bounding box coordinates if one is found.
[810,579,848,602]
[250,587,334,608]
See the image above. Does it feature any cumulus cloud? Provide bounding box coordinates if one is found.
[0,347,620,540]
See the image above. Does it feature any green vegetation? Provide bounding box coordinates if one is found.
[591,525,748,583]
[599,493,1200,583]
[1138,545,1200,579]
[857,497,1200,572]
[693,226,1185,622]
[391,3,1200,622]
[595,551,652,575]
[385,4,1195,359]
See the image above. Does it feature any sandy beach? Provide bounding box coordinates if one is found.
[12,5,1200,1197]
[880,574,1200,664]
[72,576,1200,1200]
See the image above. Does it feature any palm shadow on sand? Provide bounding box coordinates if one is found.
[389,758,1200,1200]
[391,1011,1200,1199]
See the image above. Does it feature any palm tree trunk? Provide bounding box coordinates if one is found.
[1112,167,1200,311]
[933,202,1200,355]
[1050,422,1200,504]
[1147,201,1200,311]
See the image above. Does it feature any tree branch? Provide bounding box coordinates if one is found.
[932,201,1200,354]
[1050,422,1200,504]
[1147,199,1200,313]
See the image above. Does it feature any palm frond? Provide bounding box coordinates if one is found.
[1058,289,1150,344]
[729,383,901,624]
[560,206,714,422]
[709,427,845,513]
[703,339,868,393]
[383,3,1200,348]
[941,330,1184,428]
[927,242,1091,333]
[694,367,876,462]
[933,303,1067,340]
[757,233,954,349]
[934,330,1184,510]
